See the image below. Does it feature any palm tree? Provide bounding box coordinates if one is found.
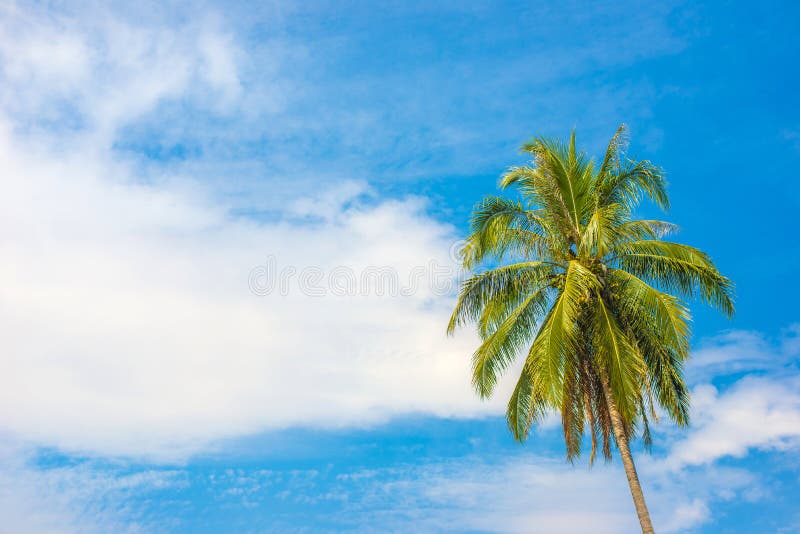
[447,125,733,533]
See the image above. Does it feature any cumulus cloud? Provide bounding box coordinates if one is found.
[0,3,513,459]
[0,115,515,457]
[664,325,800,468]
[666,376,800,468]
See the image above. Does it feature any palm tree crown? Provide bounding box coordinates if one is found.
[447,125,733,532]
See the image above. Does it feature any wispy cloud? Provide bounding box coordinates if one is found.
[687,325,800,380]
[0,440,185,533]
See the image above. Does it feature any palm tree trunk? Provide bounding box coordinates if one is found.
[598,370,655,534]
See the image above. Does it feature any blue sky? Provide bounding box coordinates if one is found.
[0,1,799,532]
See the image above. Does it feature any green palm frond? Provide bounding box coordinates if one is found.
[590,293,646,422]
[611,240,735,316]
[598,159,669,212]
[561,347,586,461]
[471,286,551,398]
[610,269,691,356]
[525,261,596,405]
[579,202,628,258]
[459,196,557,268]
[506,364,548,441]
[447,261,557,334]
[500,165,577,243]
[520,133,594,236]
[449,125,733,462]
[629,324,692,426]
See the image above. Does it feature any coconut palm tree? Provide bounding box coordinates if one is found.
[447,125,733,533]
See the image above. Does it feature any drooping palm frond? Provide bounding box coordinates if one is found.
[447,261,557,334]
[610,240,734,317]
[506,361,548,441]
[471,285,552,398]
[459,196,553,268]
[609,269,691,357]
[561,348,586,461]
[524,261,598,405]
[590,292,646,423]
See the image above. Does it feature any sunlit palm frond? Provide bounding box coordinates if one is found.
[612,219,679,246]
[579,202,628,259]
[522,133,594,237]
[459,196,551,268]
[500,165,577,243]
[598,124,628,179]
[471,286,552,398]
[590,293,646,423]
[611,240,735,316]
[526,261,596,405]
[447,262,557,335]
[598,158,668,213]
[506,363,548,441]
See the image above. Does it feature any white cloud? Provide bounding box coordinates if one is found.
[413,458,639,534]
[0,439,183,533]
[265,454,753,533]
[0,3,243,144]
[666,375,800,468]
[0,117,514,457]
[376,444,769,533]
[0,436,766,534]
[687,326,799,380]
[0,4,515,460]
[660,325,800,469]
[198,30,242,100]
